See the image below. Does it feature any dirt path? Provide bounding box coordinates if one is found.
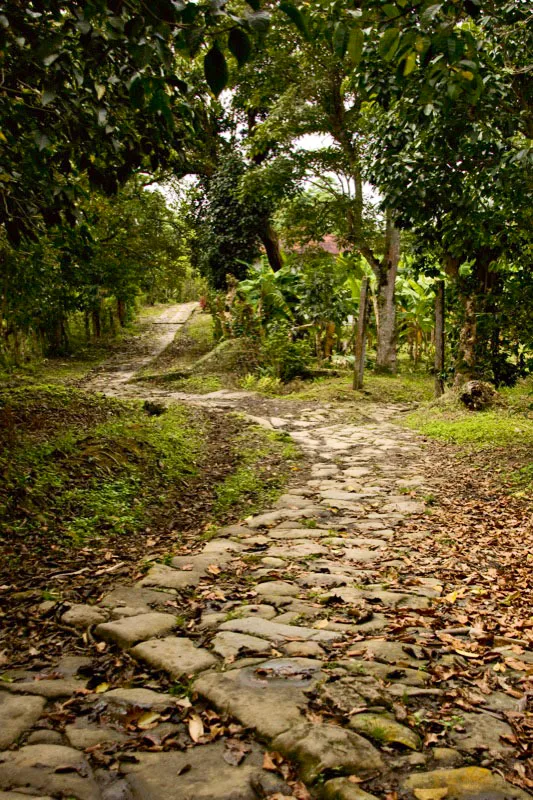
[1,315,531,800]
[82,302,199,395]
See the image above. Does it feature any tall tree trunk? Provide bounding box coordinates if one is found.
[117,298,127,327]
[375,211,400,373]
[353,276,369,390]
[259,219,283,272]
[434,279,445,397]
[91,308,101,340]
[454,293,478,386]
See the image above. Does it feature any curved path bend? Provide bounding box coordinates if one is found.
[1,304,530,800]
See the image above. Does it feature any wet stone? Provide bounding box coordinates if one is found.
[0,693,45,749]
[131,636,218,677]
[95,612,177,649]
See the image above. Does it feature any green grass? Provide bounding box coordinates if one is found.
[404,407,533,448]
[213,426,300,519]
[0,385,202,547]
[280,371,434,404]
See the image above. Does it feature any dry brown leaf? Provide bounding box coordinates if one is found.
[188,714,204,742]
[262,752,279,771]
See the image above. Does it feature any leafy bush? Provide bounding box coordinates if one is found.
[259,322,313,382]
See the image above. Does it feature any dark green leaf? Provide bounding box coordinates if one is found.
[378,28,400,61]
[347,27,364,66]
[279,2,307,37]
[204,43,228,96]
[333,22,347,58]
[228,27,251,67]
[129,77,145,108]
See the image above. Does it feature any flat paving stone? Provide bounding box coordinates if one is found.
[195,659,322,738]
[95,612,177,648]
[131,636,218,677]
[271,722,384,784]
[99,586,169,617]
[138,563,201,590]
[61,603,108,628]
[254,580,300,597]
[0,693,45,749]
[219,616,340,643]
[211,631,273,659]
[98,688,178,709]
[0,745,100,800]
[120,741,269,800]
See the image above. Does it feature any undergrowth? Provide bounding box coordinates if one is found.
[0,386,202,549]
[213,425,300,519]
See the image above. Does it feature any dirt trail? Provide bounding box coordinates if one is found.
[82,301,199,395]
[1,308,531,800]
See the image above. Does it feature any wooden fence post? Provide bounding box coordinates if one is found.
[353,276,369,391]
[434,279,445,397]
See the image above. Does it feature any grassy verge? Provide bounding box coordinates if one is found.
[403,378,533,496]
[0,385,301,605]
[279,371,435,404]
[213,425,301,519]
[0,386,203,557]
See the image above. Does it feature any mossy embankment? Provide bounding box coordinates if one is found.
[0,385,302,626]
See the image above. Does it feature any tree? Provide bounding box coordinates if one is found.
[0,0,267,242]
[364,1,532,382]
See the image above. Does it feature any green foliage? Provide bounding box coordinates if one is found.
[0,386,202,546]
[213,425,298,518]
[0,182,192,363]
[259,321,313,382]
[191,153,265,289]
[0,1,262,242]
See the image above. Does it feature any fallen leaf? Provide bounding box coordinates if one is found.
[137,711,161,729]
[188,715,204,742]
[94,682,109,693]
[414,789,449,800]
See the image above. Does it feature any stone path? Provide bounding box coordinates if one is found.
[1,314,531,799]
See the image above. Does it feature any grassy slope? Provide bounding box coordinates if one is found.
[403,378,533,496]
[0,385,300,603]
